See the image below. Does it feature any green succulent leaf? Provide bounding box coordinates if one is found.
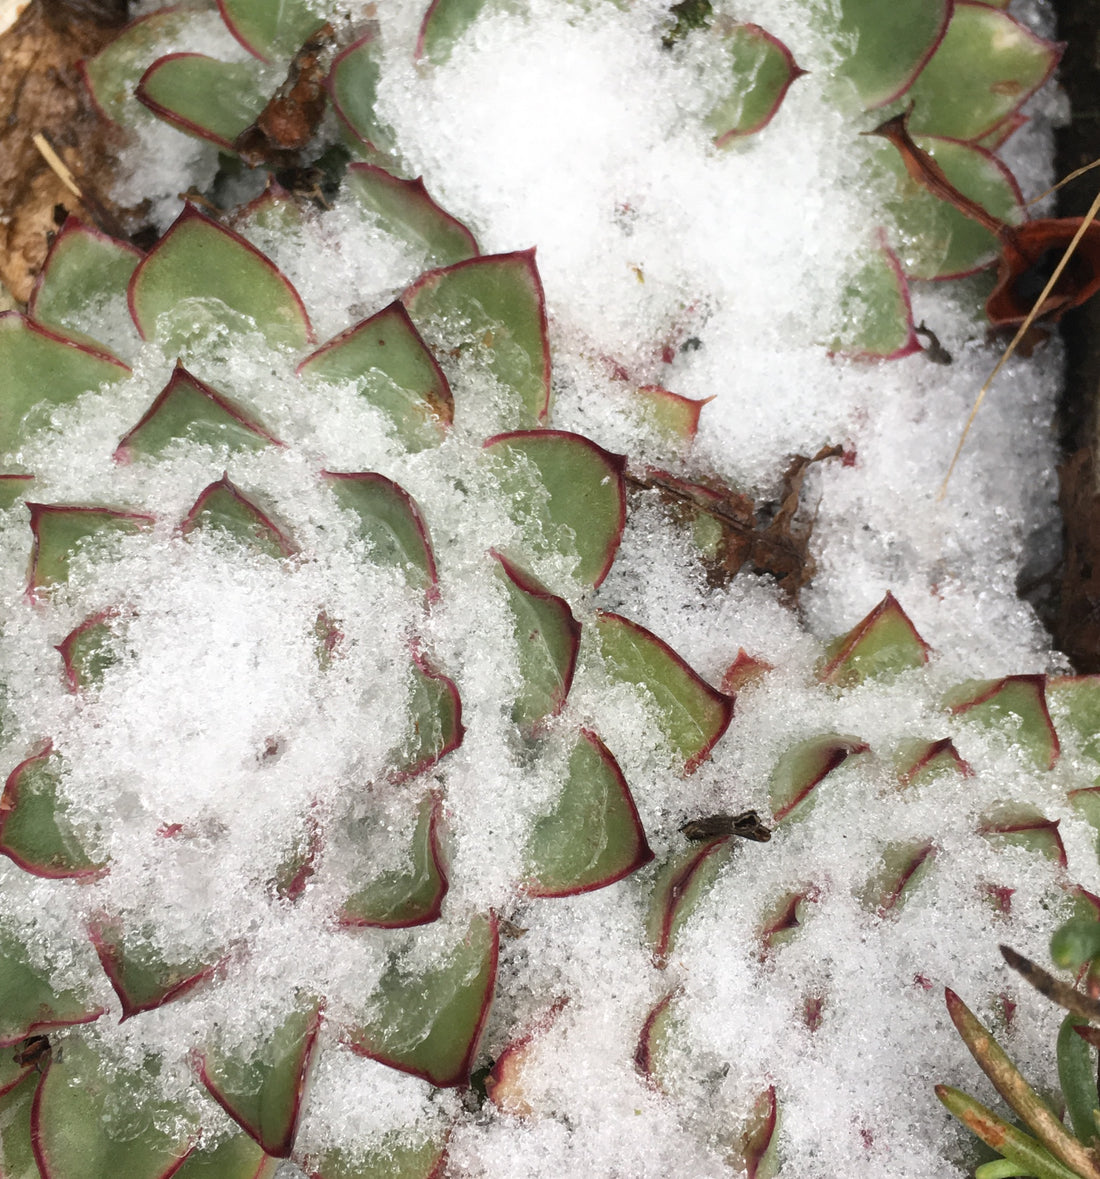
[56,612,121,693]
[494,551,581,728]
[173,1132,279,1178]
[483,430,626,589]
[0,1068,39,1178]
[344,165,479,268]
[895,737,971,788]
[0,926,105,1046]
[876,136,1024,280]
[89,917,222,1022]
[0,315,129,461]
[135,53,267,150]
[116,363,281,461]
[758,887,820,956]
[1057,1015,1100,1146]
[1052,916,1100,973]
[322,471,437,594]
[645,836,733,965]
[977,804,1066,865]
[826,0,950,108]
[196,998,324,1158]
[403,251,550,430]
[31,1037,198,1179]
[595,612,733,773]
[0,475,34,509]
[416,0,492,64]
[948,675,1060,771]
[831,238,918,359]
[905,3,1061,141]
[485,995,568,1113]
[819,592,931,686]
[0,746,105,879]
[218,0,328,62]
[735,1085,781,1179]
[81,8,196,126]
[523,728,652,897]
[326,31,397,158]
[705,23,804,145]
[1048,675,1100,766]
[299,304,454,453]
[29,217,143,358]
[339,792,449,928]
[348,913,498,1087]
[632,385,709,455]
[935,1085,1083,1179]
[768,734,869,824]
[858,839,936,916]
[390,653,464,781]
[27,503,153,593]
[181,477,295,559]
[129,205,312,352]
[634,989,678,1090]
[311,1135,447,1179]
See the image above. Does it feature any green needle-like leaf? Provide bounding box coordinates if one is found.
[936,1085,1087,1179]
[944,990,1100,1179]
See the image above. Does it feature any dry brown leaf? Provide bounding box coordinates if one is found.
[628,444,841,603]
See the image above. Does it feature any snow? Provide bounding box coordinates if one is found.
[0,0,1088,1176]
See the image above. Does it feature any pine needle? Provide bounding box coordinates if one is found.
[939,185,1100,500]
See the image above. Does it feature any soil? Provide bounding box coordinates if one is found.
[1052,0,1100,669]
[0,0,136,304]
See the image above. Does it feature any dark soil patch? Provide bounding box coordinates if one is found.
[1052,0,1100,669]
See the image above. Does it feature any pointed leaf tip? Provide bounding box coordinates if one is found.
[182,476,296,559]
[493,551,581,729]
[116,363,282,462]
[348,913,499,1087]
[523,728,652,898]
[595,612,733,773]
[484,431,626,588]
[129,204,312,352]
[404,251,551,429]
[89,917,222,1021]
[196,998,323,1157]
[820,592,931,686]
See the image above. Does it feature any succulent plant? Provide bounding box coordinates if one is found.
[79,0,1063,361]
[0,0,1079,1175]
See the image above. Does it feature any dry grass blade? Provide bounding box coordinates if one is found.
[939,185,1100,500]
[31,132,81,199]
[1028,158,1100,208]
[945,986,1100,1179]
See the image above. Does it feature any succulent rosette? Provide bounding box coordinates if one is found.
[0,149,750,1173]
[0,0,1083,1176]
